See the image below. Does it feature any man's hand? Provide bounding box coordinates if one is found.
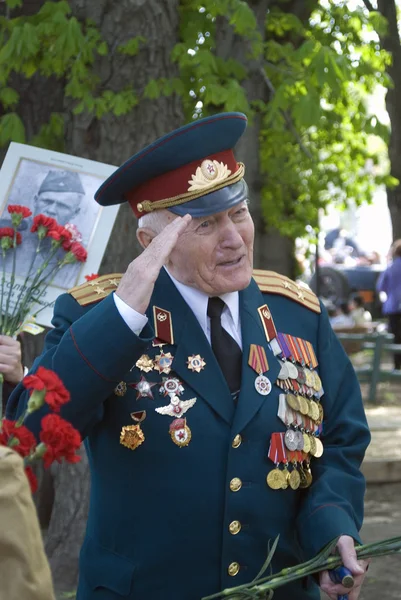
[319,535,369,600]
[0,335,24,384]
[116,214,192,315]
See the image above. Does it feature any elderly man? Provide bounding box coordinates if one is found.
[7,113,370,600]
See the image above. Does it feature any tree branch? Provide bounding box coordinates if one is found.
[361,0,375,12]
[259,67,313,160]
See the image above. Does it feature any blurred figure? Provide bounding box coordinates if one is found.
[329,300,355,329]
[350,294,372,326]
[377,239,401,369]
[0,446,55,600]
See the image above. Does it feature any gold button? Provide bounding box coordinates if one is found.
[229,520,241,535]
[228,562,240,577]
[229,477,242,492]
[232,434,242,448]
[137,203,144,212]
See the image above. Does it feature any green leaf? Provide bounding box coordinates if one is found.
[0,113,25,146]
[143,79,161,100]
[118,36,146,56]
[5,0,23,8]
[0,87,19,108]
[97,41,108,56]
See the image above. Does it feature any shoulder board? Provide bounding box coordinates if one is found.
[252,269,321,314]
[68,273,123,306]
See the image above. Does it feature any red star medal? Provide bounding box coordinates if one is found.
[133,375,157,400]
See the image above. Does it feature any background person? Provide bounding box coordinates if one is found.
[377,239,401,369]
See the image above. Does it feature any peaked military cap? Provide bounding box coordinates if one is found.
[95,112,248,217]
[39,170,85,195]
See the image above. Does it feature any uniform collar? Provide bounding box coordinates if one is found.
[164,267,240,331]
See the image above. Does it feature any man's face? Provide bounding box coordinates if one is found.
[34,191,82,225]
[166,202,254,295]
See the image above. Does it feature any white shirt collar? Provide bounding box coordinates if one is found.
[164,267,240,333]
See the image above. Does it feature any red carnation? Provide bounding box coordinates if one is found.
[70,241,87,262]
[0,419,36,457]
[7,204,32,227]
[8,205,32,218]
[31,214,58,240]
[39,414,81,469]
[23,366,70,412]
[25,466,38,493]
[0,228,22,250]
[85,273,99,281]
[47,225,73,250]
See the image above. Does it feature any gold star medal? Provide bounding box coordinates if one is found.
[187,354,206,373]
[135,354,154,373]
[154,351,174,374]
[169,418,191,447]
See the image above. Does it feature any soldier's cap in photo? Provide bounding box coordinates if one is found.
[38,170,85,196]
[95,112,249,218]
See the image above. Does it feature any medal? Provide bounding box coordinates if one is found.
[308,435,317,457]
[135,354,154,373]
[133,375,157,400]
[288,468,301,490]
[254,374,272,395]
[248,344,271,396]
[120,408,146,451]
[286,393,300,412]
[277,360,290,380]
[294,430,304,451]
[153,351,174,374]
[286,361,299,380]
[114,381,127,397]
[299,466,309,489]
[296,366,306,385]
[155,395,196,418]
[159,377,184,397]
[267,468,286,490]
[314,437,324,458]
[284,429,298,452]
[187,354,206,372]
[297,396,309,416]
[169,418,191,447]
[302,432,311,454]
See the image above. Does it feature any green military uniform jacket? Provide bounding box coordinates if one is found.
[7,268,370,600]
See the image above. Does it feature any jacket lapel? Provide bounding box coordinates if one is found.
[149,270,234,425]
[232,278,281,433]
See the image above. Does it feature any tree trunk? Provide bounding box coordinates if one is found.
[377,0,401,242]
[44,447,90,595]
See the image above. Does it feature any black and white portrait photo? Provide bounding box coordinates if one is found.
[0,143,118,327]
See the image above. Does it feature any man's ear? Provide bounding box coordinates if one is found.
[136,227,156,250]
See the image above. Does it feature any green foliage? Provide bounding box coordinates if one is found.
[172,0,394,239]
[0,1,145,149]
[0,0,397,245]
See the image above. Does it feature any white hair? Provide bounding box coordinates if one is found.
[137,209,175,234]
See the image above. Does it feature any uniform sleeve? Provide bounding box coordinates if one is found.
[6,292,155,439]
[296,302,370,559]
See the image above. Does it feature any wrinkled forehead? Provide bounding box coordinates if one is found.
[36,191,83,206]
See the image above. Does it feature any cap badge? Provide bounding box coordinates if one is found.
[188,160,232,192]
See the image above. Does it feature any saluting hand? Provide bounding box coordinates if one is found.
[0,335,24,384]
[116,214,192,315]
[319,535,369,600]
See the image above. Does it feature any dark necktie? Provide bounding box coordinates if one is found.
[207,296,242,394]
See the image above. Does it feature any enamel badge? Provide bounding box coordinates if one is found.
[187,354,206,373]
[135,354,154,373]
[154,351,174,374]
[133,375,157,400]
[169,418,191,447]
[155,395,196,418]
[114,381,127,397]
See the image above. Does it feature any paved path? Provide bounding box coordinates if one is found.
[362,406,401,482]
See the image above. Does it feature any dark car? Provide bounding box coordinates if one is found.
[309,263,385,318]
